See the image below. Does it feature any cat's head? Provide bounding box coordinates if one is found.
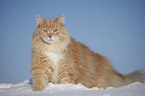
[36,14,69,44]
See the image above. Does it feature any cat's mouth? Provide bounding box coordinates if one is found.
[49,39,53,41]
[43,40,54,45]
[41,36,59,44]
[46,39,56,44]
[41,38,54,44]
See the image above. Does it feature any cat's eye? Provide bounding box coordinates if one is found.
[43,30,48,33]
[53,29,59,32]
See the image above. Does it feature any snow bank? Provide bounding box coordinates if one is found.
[0,79,145,96]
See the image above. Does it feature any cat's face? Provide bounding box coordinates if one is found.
[39,25,61,44]
[36,14,68,44]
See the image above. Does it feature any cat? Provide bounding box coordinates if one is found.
[30,14,144,91]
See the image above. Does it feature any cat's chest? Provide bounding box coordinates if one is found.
[44,50,64,83]
[44,50,63,66]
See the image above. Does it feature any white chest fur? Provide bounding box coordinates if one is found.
[44,50,63,83]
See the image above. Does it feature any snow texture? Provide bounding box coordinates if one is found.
[0,79,145,96]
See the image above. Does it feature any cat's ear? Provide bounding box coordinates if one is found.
[36,15,44,27]
[57,14,65,24]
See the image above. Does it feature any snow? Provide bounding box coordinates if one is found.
[0,79,145,96]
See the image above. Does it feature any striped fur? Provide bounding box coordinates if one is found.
[30,15,144,91]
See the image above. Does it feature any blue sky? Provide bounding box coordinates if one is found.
[0,0,145,83]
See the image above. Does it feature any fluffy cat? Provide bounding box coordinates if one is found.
[30,14,144,91]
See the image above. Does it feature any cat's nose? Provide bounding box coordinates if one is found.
[48,35,52,38]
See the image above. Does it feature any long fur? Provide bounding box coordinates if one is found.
[30,15,144,91]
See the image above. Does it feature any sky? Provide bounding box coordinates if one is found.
[0,0,145,84]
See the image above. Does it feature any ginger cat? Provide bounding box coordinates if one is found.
[30,14,144,91]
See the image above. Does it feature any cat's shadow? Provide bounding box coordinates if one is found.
[28,78,32,85]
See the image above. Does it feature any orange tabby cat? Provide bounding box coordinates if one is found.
[30,14,144,91]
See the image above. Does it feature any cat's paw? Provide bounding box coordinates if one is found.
[32,79,46,91]
[33,84,45,91]
[59,77,72,84]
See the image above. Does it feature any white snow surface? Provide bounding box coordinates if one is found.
[0,79,145,96]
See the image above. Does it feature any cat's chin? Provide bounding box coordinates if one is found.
[44,40,56,45]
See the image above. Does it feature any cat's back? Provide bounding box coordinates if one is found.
[69,38,106,64]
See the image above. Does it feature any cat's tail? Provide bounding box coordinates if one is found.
[123,71,145,84]
[109,70,145,87]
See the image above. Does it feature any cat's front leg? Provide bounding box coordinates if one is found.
[31,53,52,91]
[58,70,78,84]
[32,74,48,91]
[31,67,50,91]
